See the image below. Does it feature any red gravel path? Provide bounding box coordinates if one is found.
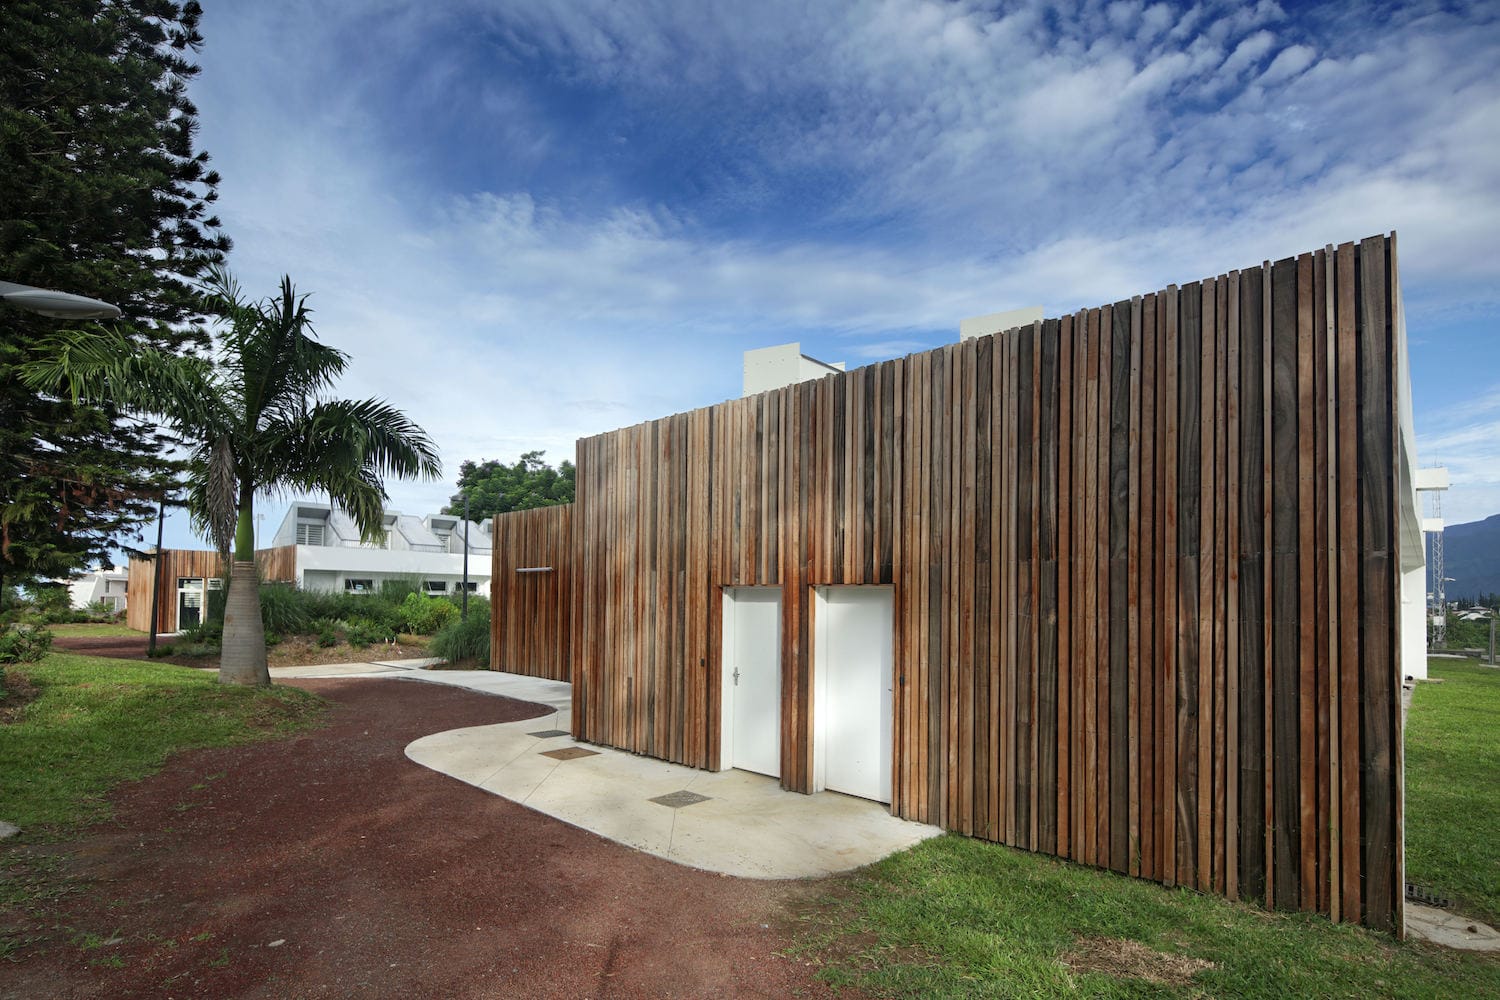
[50,634,154,658]
[1,679,852,999]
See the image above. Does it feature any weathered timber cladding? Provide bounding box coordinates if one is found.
[566,236,1405,930]
[489,505,573,681]
[125,546,295,633]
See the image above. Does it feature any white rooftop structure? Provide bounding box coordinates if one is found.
[268,501,492,596]
[959,305,1046,341]
[743,343,845,397]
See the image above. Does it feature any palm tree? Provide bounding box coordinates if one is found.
[23,266,441,685]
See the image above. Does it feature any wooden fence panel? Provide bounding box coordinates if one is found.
[490,504,573,681]
[567,235,1408,930]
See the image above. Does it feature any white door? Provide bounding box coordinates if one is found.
[721,588,781,778]
[816,586,894,803]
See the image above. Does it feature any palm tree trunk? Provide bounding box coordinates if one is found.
[220,496,268,686]
[219,561,268,685]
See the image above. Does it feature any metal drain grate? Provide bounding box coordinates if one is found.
[1406,883,1453,908]
[540,747,599,761]
[527,729,571,739]
[650,790,711,809]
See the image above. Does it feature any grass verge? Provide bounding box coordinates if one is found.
[1405,656,1500,924]
[46,623,143,639]
[793,834,1499,998]
[0,652,325,833]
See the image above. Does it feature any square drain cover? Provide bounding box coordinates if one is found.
[650,790,711,809]
[541,747,599,761]
[527,729,571,739]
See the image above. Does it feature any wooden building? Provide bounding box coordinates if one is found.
[490,234,1417,932]
[126,546,295,633]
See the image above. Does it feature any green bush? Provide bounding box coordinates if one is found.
[444,592,489,617]
[258,583,312,635]
[343,616,394,649]
[378,576,422,603]
[0,624,53,664]
[399,592,459,635]
[429,605,490,665]
[180,619,223,647]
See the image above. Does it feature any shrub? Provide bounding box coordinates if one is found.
[316,628,340,648]
[429,605,490,665]
[343,617,394,649]
[399,592,459,635]
[150,643,175,658]
[444,592,489,618]
[258,583,312,635]
[180,619,223,647]
[0,624,53,664]
[378,577,422,603]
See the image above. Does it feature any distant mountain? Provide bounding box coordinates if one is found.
[1439,513,1500,603]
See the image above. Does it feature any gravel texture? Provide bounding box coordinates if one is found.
[1,678,852,999]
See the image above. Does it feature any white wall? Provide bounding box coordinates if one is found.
[742,343,846,397]
[958,305,1045,340]
[292,544,490,595]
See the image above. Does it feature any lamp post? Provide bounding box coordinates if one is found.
[0,279,122,319]
[0,278,123,618]
[147,495,167,656]
[461,495,470,622]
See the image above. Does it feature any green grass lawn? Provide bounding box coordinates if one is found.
[795,835,1499,998]
[1405,657,1500,925]
[46,623,144,638]
[0,652,324,832]
[795,657,1500,997]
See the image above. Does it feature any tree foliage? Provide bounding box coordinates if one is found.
[446,451,575,519]
[23,267,442,684]
[0,1,230,584]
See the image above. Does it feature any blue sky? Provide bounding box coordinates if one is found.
[144,0,1500,552]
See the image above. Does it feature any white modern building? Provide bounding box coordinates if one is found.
[742,343,845,397]
[267,501,493,597]
[67,565,129,612]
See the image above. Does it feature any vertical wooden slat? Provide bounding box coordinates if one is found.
[562,236,1405,931]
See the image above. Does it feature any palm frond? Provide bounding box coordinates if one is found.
[307,399,443,480]
[19,328,234,435]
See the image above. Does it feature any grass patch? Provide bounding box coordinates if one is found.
[794,834,1500,997]
[47,623,142,639]
[1405,657,1500,924]
[0,652,324,833]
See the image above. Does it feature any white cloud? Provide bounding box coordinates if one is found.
[149,0,1500,552]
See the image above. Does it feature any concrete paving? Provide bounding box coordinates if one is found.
[272,662,935,877]
[394,667,940,879]
[1407,903,1500,951]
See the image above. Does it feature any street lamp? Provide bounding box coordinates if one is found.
[0,279,122,319]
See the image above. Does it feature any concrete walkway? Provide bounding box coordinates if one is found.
[274,661,940,878]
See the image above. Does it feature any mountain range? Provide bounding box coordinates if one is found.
[1438,513,1500,603]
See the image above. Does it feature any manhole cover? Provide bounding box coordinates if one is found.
[650,790,711,809]
[1406,883,1454,908]
[527,729,571,739]
[541,747,599,761]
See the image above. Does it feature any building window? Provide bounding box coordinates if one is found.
[423,581,447,593]
[296,522,325,546]
[344,578,374,593]
[458,581,478,592]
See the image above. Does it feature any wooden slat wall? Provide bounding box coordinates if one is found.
[489,505,573,681]
[570,235,1406,930]
[125,546,295,632]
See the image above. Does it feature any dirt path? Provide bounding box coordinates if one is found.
[2,679,851,999]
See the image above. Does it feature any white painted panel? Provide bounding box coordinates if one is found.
[722,588,781,778]
[817,587,893,803]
